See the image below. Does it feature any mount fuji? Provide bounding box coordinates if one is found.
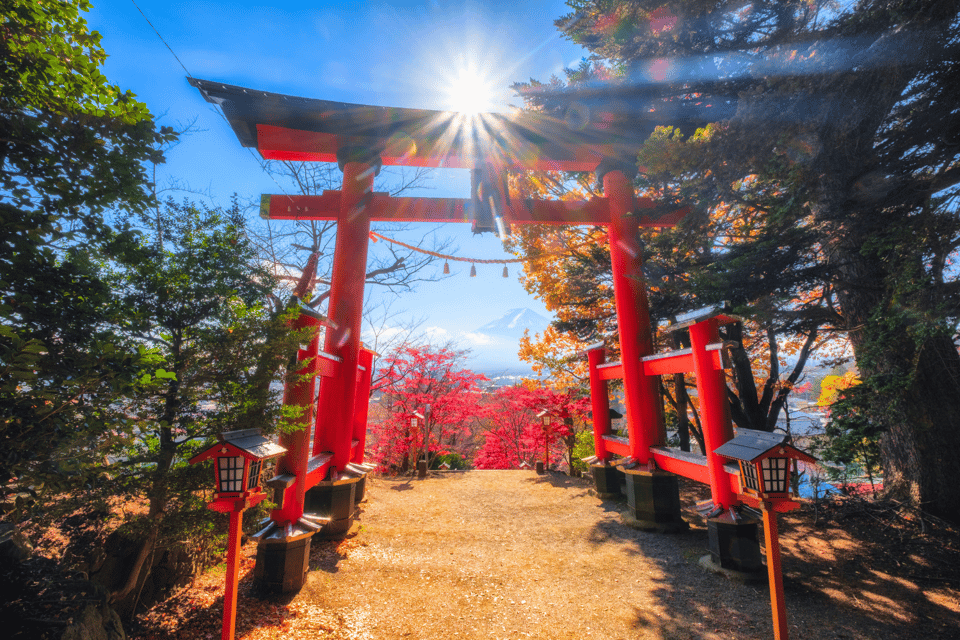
[473,308,551,339]
[458,308,551,379]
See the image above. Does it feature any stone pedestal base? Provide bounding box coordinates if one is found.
[590,463,622,498]
[417,460,427,479]
[305,476,360,537]
[704,515,764,581]
[353,474,367,503]
[621,468,687,533]
[253,535,311,594]
[535,461,545,475]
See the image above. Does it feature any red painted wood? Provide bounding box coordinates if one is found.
[650,450,712,485]
[601,436,631,457]
[305,460,332,488]
[762,504,790,640]
[262,192,689,228]
[351,349,374,464]
[313,162,374,472]
[273,320,319,525]
[316,354,339,379]
[255,123,606,172]
[689,318,737,509]
[588,348,613,460]
[606,170,663,464]
[597,362,624,380]
[222,505,243,640]
[642,352,695,376]
[641,349,724,376]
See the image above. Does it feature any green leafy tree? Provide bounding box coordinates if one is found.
[104,199,301,614]
[1,0,174,496]
[814,385,884,494]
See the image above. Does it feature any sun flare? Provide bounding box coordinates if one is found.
[446,67,497,114]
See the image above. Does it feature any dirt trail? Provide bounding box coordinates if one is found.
[135,469,959,640]
[295,471,783,640]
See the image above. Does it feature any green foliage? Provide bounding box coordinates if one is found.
[110,199,301,468]
[532,0,960,519]
[0,0,172,217]
[571,428,595,474]
[0,0,177,496]
[431,452,468,470]
[813,385,884,485]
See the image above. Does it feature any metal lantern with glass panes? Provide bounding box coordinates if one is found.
[410,411,424,430]
[537,409,553,429]
[536,410,553,472]
[714,429,815,502]
[714,429,816,640]
[189,430,286,640]
[189,429,287,505]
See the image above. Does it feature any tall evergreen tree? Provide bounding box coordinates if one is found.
[526,0,960,521]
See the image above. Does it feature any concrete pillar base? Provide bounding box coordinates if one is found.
[305,476,360,538]
[353,474,367,503]
[535,461,545,475]
[706,514,764,578]
[417,460,427,479]
[620,468,687,532]
[590,462,622,498]
[253,535,311,594]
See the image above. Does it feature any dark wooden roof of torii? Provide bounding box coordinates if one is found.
[188,78,735,172]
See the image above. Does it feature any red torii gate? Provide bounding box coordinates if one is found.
[189,78,755,590]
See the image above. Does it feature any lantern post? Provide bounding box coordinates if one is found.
[189,430,286,640]
[537,410,553,474]
[715,429,816,640]
[410,412,426,478]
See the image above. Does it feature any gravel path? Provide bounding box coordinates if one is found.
[134,469,959,639]
[297,471,778,640]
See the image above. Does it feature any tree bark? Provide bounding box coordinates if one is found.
[828,213,960,523]
[848,292,960,521]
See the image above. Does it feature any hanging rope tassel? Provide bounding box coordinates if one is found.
[367,231,526,268]
[470,264,477,277]
[502,265,509,278]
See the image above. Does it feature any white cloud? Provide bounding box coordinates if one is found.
[424,326,450,339]
[460,331,500,346]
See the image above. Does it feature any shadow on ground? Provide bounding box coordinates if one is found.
[583,477,960,639]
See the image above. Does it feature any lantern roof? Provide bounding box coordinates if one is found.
[188,78,734,172]
[714,429,815,464]
[188,429,286,465]
[222,429,287,458]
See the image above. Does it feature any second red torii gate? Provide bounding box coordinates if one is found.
[189,77,748,590]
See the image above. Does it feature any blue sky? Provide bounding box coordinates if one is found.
[87,0,588,348]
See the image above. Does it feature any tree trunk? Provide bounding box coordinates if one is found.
[865,327,960,521]
[112,352,182,615]
[831,226,960,524]
[110,445,174,617]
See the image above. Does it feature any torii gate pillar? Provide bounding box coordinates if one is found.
[604,167,665,461]
[304,158,376,534]
[605,166,684,532]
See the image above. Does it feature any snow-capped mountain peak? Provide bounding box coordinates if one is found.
[473,308,550,338]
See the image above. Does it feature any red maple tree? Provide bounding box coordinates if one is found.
[369,345,485,472]
[474,384,590,471]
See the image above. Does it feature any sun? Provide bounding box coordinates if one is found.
[445,66,498,114]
